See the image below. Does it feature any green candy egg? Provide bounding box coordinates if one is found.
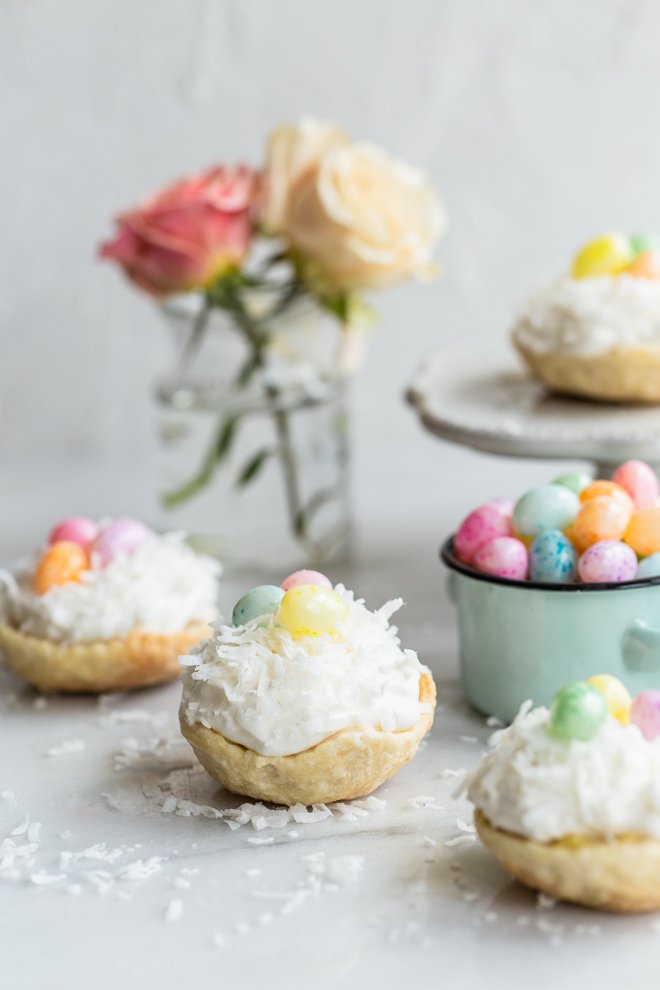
[631,233,660,258]
[550,681,608,741]
[552,471,592,496]
[512,484,580,539]
[232,585,284,627]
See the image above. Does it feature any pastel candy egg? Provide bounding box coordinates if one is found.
[529,530,577,583]
[579,480,634,515]
[631,690,660,740]
[512,485,580,539]
[612,460,659,510]
[624,508,660,556]
[586,674,631,724]
[92,518,150,565]
[571,496,631,553]
[232,585,285,626]
[626,250,660,280]
[472,537,528,581]
[577,540,637,584]
[454,500,513,564]
[571,233,633,279]
[48,516,99,550]
[631,233,660,256]
[550,681,608,741]
[278,585,349,638]
[281,569,332,592]
[552,471,592,496]
[34,541,89,595]
[636,553,660,580]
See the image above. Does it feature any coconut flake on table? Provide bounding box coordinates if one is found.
[45,739,85,757]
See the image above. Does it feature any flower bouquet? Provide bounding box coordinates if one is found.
[100,117,445,567]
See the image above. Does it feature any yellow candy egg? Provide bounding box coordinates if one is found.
[571,233,633,279]
[625,507,660,557]
[278,584,349,638]
[586,674,631,724]
[34,540,88,595]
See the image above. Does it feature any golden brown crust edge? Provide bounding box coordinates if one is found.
[180,672,436,806]
[0,620,212,693]
[475,809,660,913]
[514,339,660,404]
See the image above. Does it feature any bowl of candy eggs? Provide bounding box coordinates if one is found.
[442,459,660,723]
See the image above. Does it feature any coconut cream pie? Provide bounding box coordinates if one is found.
[464,676,660,912]
[512,233,660,402]
[179,568,436,806]
[0,516,220,693]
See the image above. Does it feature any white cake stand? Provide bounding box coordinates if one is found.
[407,341,660,478]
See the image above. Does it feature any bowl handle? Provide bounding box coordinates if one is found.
[622,620,660,672]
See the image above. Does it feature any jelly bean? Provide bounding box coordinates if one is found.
[472,537,528,581]
[454,500,513,564]
[626,250,660,280]
[232,585,285,626]
[92,518,151,566]
[529,530,577,584]
[281,569,332,592]
[636,552,660,580]
[631,233,660,256]
[630,690,660,740]
[571,233,633,279]
[550,681,608,741]
[579,480,634,515]
[34,541,88,595]
[512,485,580,539]
[278,585,349,638]
[612,460,659,510]
[571,496,631,553]
[552,471,592,496]
[48,516,99,550]
[578,540,637,584]
[586,674,631,724]
[624,508,660,557]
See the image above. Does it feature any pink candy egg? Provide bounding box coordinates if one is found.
[48,516,99,550]
[631,690,660,740]
[473,537,528,580]
[612,460,659,510]
[454,500,514,564]
[577,540,638,584]
[281,569,333,591]
[91,518,151,565]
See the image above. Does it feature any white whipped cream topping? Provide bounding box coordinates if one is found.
[512,275,660,357]
[180,585,430,757]
[465,702,660,842]
[0,532,220,643]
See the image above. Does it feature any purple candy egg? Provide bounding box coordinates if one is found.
[473,536,528,581]
[454,501,513,564]
[631,690,660,740]
[48,516,99,550]
[92,518,151,566]
[577,540,637,584]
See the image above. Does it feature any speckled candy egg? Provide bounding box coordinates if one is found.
[280,569,332,591]
[472,537,528,581]
[48,516,99,550]
[570,496,631,553]
[636,553,660,580]
[577,540,637,584]
[454,500,514,564]
[586,675,631,724]
[553,471,592,496]
[579,480,634,515]
[550,681,608,741]
[232,585,285,626]
[612,460,660,510]
[34,541,89,595]
[512,485,580,540]
[278,585,349,638]
[625,508,660,557]
[92,518,151,566]
[631,690,660,740]
[529,530,577,584]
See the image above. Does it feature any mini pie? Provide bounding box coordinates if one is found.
[179,578,436,806]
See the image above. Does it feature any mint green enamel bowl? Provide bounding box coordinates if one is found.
[441,537,660,723]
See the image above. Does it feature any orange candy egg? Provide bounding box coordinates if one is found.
[579,480,634,515]
[34,541,88,595]
[571,496,631,553]
[626,251,660,280]
[625,508,660,557]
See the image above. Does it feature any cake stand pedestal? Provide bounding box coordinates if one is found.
[407,341,660,478]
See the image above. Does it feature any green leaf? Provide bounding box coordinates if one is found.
[161,414,240,508]
[235,447,274,488]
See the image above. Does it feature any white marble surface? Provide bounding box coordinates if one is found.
[4,450,660,990]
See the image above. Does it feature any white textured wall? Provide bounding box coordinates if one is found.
[2,0,660,481]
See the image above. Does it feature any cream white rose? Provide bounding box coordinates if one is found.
[285,142,446,292]
[261,117,348,234]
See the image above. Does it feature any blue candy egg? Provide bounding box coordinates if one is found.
[513,485,580,539]
[552,471,592,496]
[636,553,660,580]
[529,530,578,584]
[232,585,285,626]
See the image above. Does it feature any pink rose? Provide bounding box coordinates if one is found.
[100,165,257,297]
